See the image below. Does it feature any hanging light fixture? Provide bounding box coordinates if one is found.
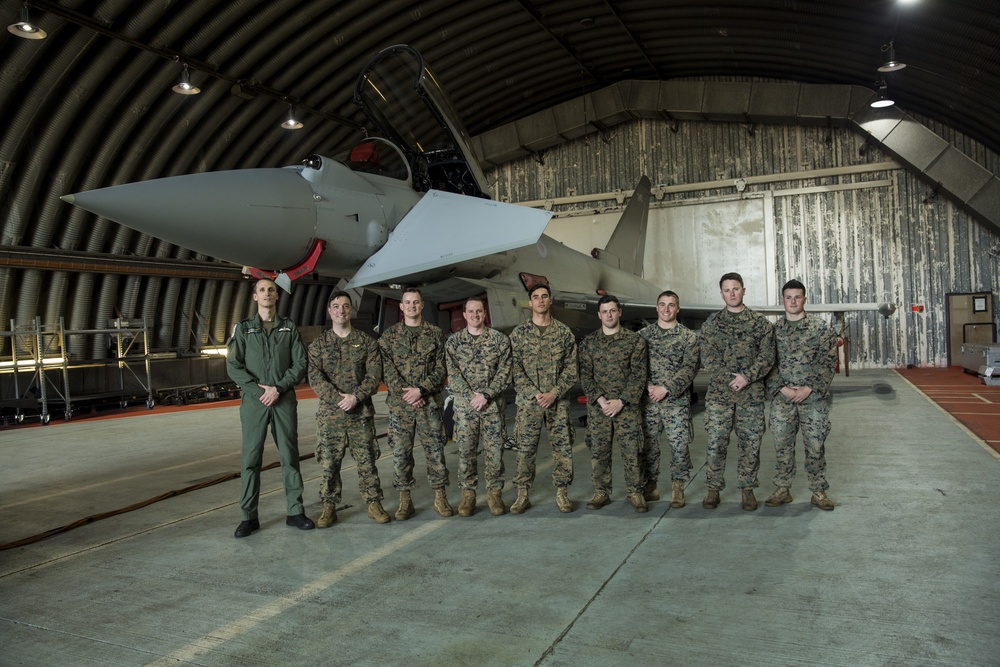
[878,40,907,72]
[7,2,46,40]
[281,106,304,130]
[171,64,201,95]
[870,79,895,108]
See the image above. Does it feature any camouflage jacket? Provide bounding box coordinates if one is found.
[638,322,700,405]
[765,313,839,402]
[226,313,306,404]
[699,307,775,404]
[579,328,648,407]
[445,327,512,414]
[509,318,578,408]
[378,320,448,409]
[308,327,382,419]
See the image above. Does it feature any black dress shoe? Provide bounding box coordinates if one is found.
[234,519,260,538]
[286,514,315,530]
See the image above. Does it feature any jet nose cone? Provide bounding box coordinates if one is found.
[62,168,318,269]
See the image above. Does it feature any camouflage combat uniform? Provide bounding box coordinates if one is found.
[378,321,450,491]
[308,327,385,505]
[580,328,648,495]
[765,313,839,492]
[639,322,700,484]
[446,327,513,491]
[226,314,308,521]
[510,318,578,490]
[700,308,775,491]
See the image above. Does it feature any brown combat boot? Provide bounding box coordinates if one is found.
[510,488,531,514]
[395,490,415,521]
[368,500,391,524]
[627,492,649,513]
[316,503,337,528]
[586,491,611,510]
[670,481,686,508]
[434,488,454,517]
[643,480,660,502]
[487,488,506,516]
[556,487,573,513]
[702,490,720,509]
[741,489,758,511]
[811,490,835,511]
[458,489,476,517]
[765,487,792,507]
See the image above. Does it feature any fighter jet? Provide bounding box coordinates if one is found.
[62,44,894,330]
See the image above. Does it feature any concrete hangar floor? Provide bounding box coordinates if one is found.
[1,369,997,666]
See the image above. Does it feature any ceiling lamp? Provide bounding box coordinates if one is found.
[281,106,303,130]
[7,3,46,40]
[870,80,895,108]
[171,65,200,95]
[878,41,907,72]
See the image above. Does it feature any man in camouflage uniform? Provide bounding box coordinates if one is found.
[308,290,390,527]
[378,287,453,519]
[580,295,649,512]
[764,279,839,511]
[639,290,700,509]
[445,297,513,517]
[509,283,578,514]
[700,272,775,511]
[226,278,313,537]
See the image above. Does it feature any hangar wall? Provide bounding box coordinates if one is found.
[484,118,1000,368]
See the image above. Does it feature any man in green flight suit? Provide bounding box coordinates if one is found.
[227,278,314,537]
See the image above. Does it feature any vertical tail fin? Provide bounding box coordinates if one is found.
[598,175,652,278]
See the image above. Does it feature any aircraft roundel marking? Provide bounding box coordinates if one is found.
[536,241,547,258]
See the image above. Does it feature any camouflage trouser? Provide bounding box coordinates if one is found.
[388,405,449,491]
[704,399,765,491]
[769,397,831,492]
[641,402,693,484]
[454,404,506,490]
[587,405,643,495]
[315,415,383,505]
[513,400,574,489]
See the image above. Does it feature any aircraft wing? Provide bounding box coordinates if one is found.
[346,189,552,289]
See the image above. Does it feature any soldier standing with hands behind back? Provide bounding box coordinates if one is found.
[639,290,700,508]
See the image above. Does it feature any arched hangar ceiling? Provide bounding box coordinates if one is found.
[0,0,998,350]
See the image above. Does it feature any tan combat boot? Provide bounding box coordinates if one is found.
[395,490,415,520]
[510,488,531,514]
[811,490,835,511]
[556,487,573,513]
[627,492,649,513]
[586,491,611,510]
[487,488,506,516]
[765,487,792,507]
[434,488,454,517]
[643,480,660,502]
[458,489,476,517]
[670,481,686,508]
[741,489,758,511]
[368,500,391,524]
[702,490,720,509]
[316,503,337,528]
